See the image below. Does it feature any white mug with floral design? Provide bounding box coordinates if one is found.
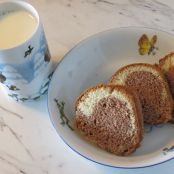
[0,0,53,101]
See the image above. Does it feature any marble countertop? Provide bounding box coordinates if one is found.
[1,0,174,173]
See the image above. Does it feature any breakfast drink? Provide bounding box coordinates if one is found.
[0,1,53,101]
[0,10,37,49]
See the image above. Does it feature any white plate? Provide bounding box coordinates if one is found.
[48,27,174,168]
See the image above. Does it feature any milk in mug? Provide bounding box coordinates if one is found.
[0,1,53,101]
[0,10,37,49]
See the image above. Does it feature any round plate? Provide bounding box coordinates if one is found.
[48,27,174,168]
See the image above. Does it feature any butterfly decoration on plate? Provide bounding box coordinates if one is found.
[138,34,158,55]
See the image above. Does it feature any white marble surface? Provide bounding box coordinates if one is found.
[1,0,174,173]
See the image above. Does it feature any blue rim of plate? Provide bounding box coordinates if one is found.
[47,26,174,169]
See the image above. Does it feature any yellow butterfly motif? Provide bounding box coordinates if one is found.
[138,34,158,55]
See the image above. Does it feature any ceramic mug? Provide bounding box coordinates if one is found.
[0,1,53,101]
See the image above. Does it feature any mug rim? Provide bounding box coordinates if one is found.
[0,0,40,51]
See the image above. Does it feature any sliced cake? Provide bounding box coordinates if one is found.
[75,84,144,156]
[159,52,174,122]
[110,63,173,124]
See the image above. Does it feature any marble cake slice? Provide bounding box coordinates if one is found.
[110,63,173,124]
[159,52,174,123]
[75,84,144,156]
